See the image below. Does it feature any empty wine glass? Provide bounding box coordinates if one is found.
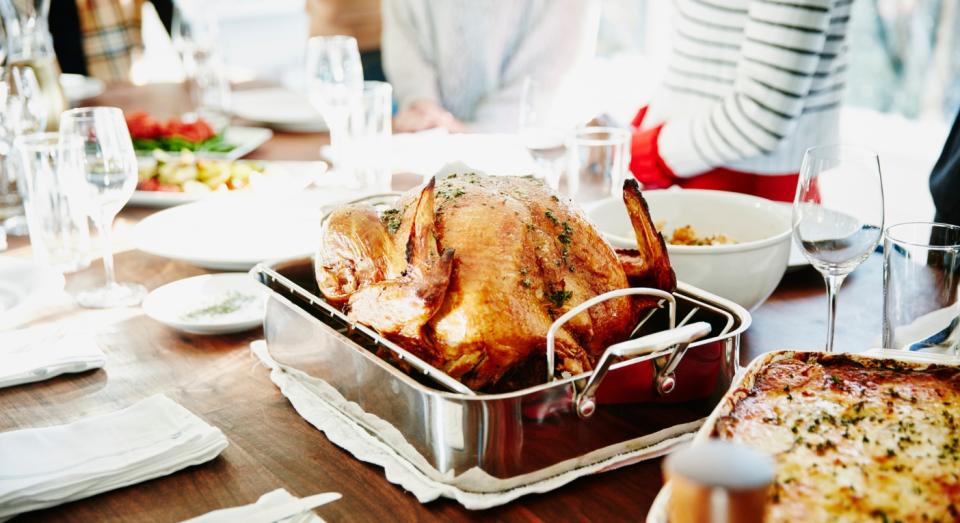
[518,76,566,190]
[60,107,146,308]
[793,145,884,352]
[305,35,363,165]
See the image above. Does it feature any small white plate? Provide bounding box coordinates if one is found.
[0,257,65,330]
[135,126,274,162]
[231,88,327,133]
[60,73,105,104]
[129,160,328,208]
[143,273,267,335]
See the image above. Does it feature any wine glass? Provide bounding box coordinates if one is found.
[518,76,566,190]
[305,35,363,165]
[793,144,884,352]
[59,107,146,308]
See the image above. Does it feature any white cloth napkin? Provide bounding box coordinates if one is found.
[0,394,228,520]
[182,489,338,523]
[0,329,106,389]
[251,341,695,510]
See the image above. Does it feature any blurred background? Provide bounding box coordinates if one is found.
[52,0,960,224]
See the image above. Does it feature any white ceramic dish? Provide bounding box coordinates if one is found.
[587,189,792,310]
[130,160,328,208]
[133,189,357,270]
[645,348,960,523]
[135,126,274,162]
[143,273,267,334]
[231,88,327,133]
[0,257,65,330]
[60,74,105,104]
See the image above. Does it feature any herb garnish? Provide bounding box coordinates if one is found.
[558,222,573,244]
[545,210,560,225]
[382,208,402,234]
[546,289,572,308]
[181,292,256,321]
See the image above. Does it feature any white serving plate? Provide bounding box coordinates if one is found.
[133,189,358,270]
[143,273,267,335]
[645,348,960,522]
[129,160,328,208]
[231,88,327,133]
[135,126,274,162]
[0,257,65,330]
[60,73,105,104]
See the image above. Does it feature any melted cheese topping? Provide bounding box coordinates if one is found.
[713,355,960,522]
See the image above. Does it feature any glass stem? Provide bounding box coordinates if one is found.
[327,115,349,167]
[824,273,847,353]
[93,212,118,289]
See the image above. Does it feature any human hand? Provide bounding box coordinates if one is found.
[393,100,466,133]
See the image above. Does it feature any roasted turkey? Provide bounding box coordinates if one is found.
[315,172,675,391]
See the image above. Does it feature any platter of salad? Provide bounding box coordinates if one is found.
[126,112,272,160]
[130,151,327,208]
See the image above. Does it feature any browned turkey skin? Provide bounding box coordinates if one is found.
[316,173,675,391]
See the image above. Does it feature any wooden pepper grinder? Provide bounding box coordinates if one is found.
[663,439,775,523]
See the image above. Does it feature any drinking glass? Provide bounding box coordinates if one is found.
[345,81,392,193]
[564,127,630,204]
[12,133,90,272]
[518,77,566,190]
[3,66,48,236]
[171,2,227,126]
[9,65,47,134]
[882,222,960,355]
[793,144,884,353]
[60,107,145,308]
[305,35,363,165]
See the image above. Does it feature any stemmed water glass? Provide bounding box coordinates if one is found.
[305,35,363,165]
[793,144,884,352]
[518,76,566,190]
[59,107,146,308]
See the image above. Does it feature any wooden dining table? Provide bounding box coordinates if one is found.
[0,83,884,522]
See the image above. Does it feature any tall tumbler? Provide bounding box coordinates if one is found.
[14,132,90,272]
[345,81,392,193]
[564,127,630,205]
[882,222,960,355]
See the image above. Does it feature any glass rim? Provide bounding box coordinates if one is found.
[13,132,82,150]
[60,106,124,121]
[362,80,392,95]
[884,221,960,249]
[570,126,630,146]
[803,143,879,161]
[307,34,358,46]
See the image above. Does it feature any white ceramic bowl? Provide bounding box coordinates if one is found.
[587,189,792,310]
[143,273,267,335]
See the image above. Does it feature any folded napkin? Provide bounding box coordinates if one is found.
[182,489,339,523]
[0,329,106,389]
[0,394,228,520]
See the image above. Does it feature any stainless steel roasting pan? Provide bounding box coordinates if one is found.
[253,257,751,484]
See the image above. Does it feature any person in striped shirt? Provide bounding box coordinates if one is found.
[631,0,853,202]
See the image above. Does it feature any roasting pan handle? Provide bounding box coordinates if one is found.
[545,287,677,384]
[576,322,712,419]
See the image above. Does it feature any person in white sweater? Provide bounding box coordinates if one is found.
[381,0,599,133]
[632,0,853,202]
